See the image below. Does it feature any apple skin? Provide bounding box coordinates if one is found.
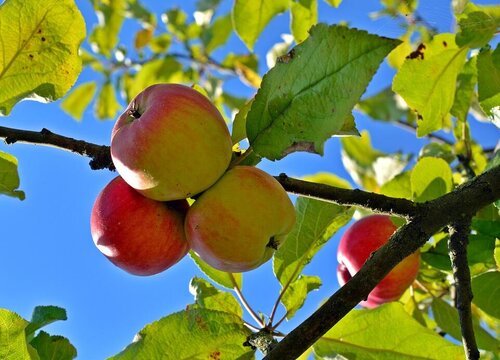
[111,83,233,201]
[185,166,296,272]
[336,215,420,308]
[90,176,190,276]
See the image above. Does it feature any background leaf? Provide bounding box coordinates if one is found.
[313,303,465,359]
[290,0,318,43]
[60,82,97,121]
[410,157,453,202]
[477,44,500,126]
[246,24,399,160]
[89,0,126,57]
[0,0,86,115]
[471,271,500,320]
[431,298,499,352]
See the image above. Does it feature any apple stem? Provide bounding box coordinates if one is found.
[228,147,255,169]
[270,311,289,331]
[230,273,265,328]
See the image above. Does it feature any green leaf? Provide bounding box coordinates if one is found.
[0,0,86,116]
[189,277,242,318]
[393,34,468,136]
[290,0,318,43]
[30,331,76,360]
[25,306,67,337]
[485,153,500,209]
[357,87,407,122]
[149,33,172,53]
[126,57,185,100]
[231,0,288,51]
[418,143,455,163]
[0,308,31,360]
[456,10,499,48]
[196,0,223,12]
[266,34,293,69]
[477,44,500,127]
[89,0,126,57]
[109,308,254,359]
[95,81,121,120]
[341,130,409,191]
[190,251,242,290]
[231,99,253,144]
[202,14,232,54]
[301,172,351,189]
[422,234,496,271]
[450,56,477,123]
[410,157,453,202]
[60,81,97,121]
[163,8,189,41]
[0,151,25,200]
[431,298,499,352]
[314,303,464,359]
[471,271,500,320]
[273,197,353,291]
[247,25,399,160]
[281,275,321,320]
[324,0,342,7]
[380,171,412,199]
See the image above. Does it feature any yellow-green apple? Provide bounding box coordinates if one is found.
[111,83,233,201]
[90,176,189,276]
[336,215,420,308]
[185,166,296,272]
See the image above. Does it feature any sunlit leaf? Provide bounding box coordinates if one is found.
[477,44,500,127]
[273,197,353,291]
[149,33,172,53]
[231,0,288,50]
[231,99,253,144]
[301,172,351,189]
[431,298,499,352]
[89,0,126,57]
[451,56,477,123]
[471,271,500,320]
[410,157,453,202]
[387,33,413,69]
[190,251,242,290]
[95,81,121,120]
[0,0,86,115]
[109,308,254,359]
[313,303,464,359]
[324,0,342,7]
[290,0,318,43]
[61,82,97,121]
[0,308,31,360]
[456,10,499,48]
[30,331,77,360]
[0,151,25,200]
[380,171,412,199]
[281,275,321,320]
[247,25,399,160]
[189,277,242,318]
[393,34,468,136]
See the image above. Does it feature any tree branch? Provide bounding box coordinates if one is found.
[448,218,480,360]
[275,173,420,218]
[0,126,114,170]
[264,165,500,360]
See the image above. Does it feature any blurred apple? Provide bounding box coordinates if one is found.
[90,176,189,276]
[337,215,420,308]
[111,83,232,201]
[185,166,296,272]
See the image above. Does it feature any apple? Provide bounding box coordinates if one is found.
[111,83,233,201]
[336,215,420,308]
[90,176,189,276]
[185,166,296,272]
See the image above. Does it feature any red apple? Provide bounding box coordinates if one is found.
[90,176,189,276]
[337,215,420,308]
[185,166,296,272]
[111,83,233,201]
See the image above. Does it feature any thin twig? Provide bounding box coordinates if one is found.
[448,218,479,360]
[230,273,264,328]
[395,119,452,145]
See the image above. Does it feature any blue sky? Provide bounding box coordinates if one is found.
[1,0,499,359]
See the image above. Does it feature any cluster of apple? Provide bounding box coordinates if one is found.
[336,215,420,307]
[90,84,296,276]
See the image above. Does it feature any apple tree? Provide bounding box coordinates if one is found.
[0,0,499,359]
